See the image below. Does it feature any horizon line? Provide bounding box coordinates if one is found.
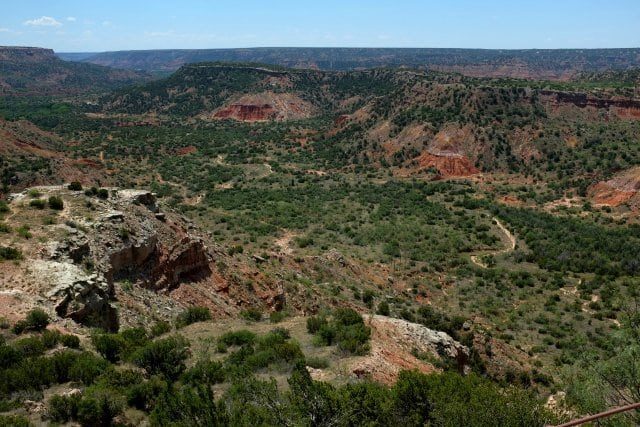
[48,45,640,54]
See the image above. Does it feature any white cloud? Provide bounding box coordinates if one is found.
[66,17,76,22]
[0,28,10,32]
[23,16,62,27]
[145,30,177,37]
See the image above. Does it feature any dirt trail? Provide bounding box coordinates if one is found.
[470,217,516,268]
[275,231,297,255]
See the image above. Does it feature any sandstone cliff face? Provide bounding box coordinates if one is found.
[209,92,317,122]
[541,90,640,120]
[151,237,211,290]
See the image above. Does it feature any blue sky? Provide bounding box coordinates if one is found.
[1,0,638,52]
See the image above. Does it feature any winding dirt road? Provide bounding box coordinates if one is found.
[470,217,516,268]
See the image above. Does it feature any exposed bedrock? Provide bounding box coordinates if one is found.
[40,189,212,330]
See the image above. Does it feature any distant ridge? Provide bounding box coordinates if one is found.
[0,46,149,95]
[57,47,640,80]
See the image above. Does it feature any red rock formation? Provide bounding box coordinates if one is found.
[176,146,197,156]
[348,316,468,384]
[588,167,640,207]
[214,104,277,121]
[334,114,350,127]
[209,92,316,122]
[416,152,479,177]
[417,125,480,177]
[151,237,211,290]
[541,90,640,120]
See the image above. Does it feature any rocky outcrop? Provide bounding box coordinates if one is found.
[105,234,158,283]
[49,230,90,264]
[415,152,479,177]
[588,167,640,207]
[30,260,118,331]
[151,236,211,290]
[541,90,640,120]
[2,186,217,331]
[49,272,117,331]
[410,125,480,177]
[214,104,277,121]
[210,92,316,122]
[349,315,469,384]
[118,189,159,213]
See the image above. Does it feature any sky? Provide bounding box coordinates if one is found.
[0,0,638,52]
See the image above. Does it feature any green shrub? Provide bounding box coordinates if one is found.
[127,375,167,411]
[0,414,31,427]
[240,308,263,322]
[307,316,328,334]
[316,323,337,346]
[25,308,49,331]
[0,344,21,369]
[362,290,375,308]
[226,329,304,371]
[92,328,148,362]
[295,236,314,248]
[0,200,9,214]
[15,225,31,239]
[218,330,256,347]
[391,370,555,426]
[333,308,364,327]
[416,306,465,340]
[308,309,371,355]
[29,199,46,209]
[68,182,83,191]
[181,359,225,385]
[150,384,225,426]
[68,352,109,385]
[0,223,10,233]
[119,327,149,350]
[132,335,190,381]
[228,245,244,255]
[305,356,330,369]
[12,336,45,357]
[41,329,61,349]
[0,350,106,395]
[175,306,212,329]
[0,246,21,261]
[97,189,109,199]
[377,301,390,316]
[92,333,125,362]
[48,196,64,210]
[60,334,81,349]
[150,321,171,337]
[336,323,371,355]
[49,393,81,423]
[269,311,287,323]
[42,216,56,225]
[76,389,125,427]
